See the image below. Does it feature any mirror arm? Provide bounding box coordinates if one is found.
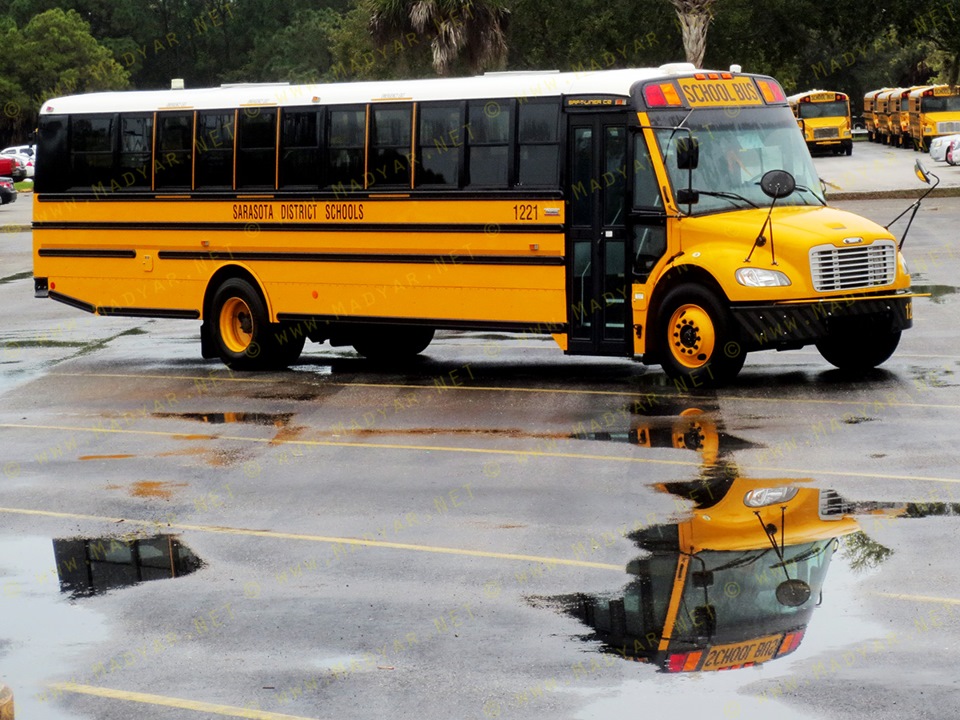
[885,168,939,249]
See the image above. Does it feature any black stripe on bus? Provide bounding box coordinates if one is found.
[33,222,564,235]
[49,291,96,314]
[97,306,200,319]
[35,190,565,202]
[276,314,567,334]
[38,248,138,259]
[156,251,565,267]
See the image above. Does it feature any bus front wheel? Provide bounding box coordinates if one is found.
[815,330,901,371]
[211,277,290,370]
[658,285,745,385]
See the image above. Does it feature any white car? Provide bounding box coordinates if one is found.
[929,134,960,163]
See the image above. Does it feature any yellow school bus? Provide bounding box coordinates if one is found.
[863,88,890,142]
[787,90,853,155]
[33,64,918,385]
[893,87,923,148]
[908,84,960,151]
[874,87,905,145]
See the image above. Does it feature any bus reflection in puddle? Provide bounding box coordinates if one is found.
[545,406,902,673]
[52,534,203,598]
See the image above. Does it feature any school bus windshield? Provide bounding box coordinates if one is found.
[672,539,834,645]
[921,95,960,112]
[651,106,824,215]
[796,100,848,119]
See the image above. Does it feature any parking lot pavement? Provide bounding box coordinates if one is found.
[815,138,960,196]
[1,196,960,719]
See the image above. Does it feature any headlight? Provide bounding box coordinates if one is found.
[735,268,792,287]
[743,487,800,507]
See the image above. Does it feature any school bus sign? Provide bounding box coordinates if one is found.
[677,77,764,107]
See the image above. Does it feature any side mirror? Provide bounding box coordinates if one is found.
[760,169,796,199]
[776,579,812,607]
[676,136,699,170]
[915,160,931,185]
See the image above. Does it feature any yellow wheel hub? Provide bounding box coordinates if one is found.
[668,304,716,369]
[219,297,254,354]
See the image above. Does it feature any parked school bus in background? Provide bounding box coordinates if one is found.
[33,64,919,385]
[908,84,960,152]
[787,90,852,155]
[893,87,923,148]
[874,87,903,146]
[863,88,889,142]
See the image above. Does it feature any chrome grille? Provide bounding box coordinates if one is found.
[819,489,853,519]
[813,127,839,139]
[809,240,897,292]
[937,121,960,134]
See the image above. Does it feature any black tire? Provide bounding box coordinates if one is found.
[272,323,307,366]
[657,285,745,385]
[815,330,901,371]
[353,325,435,361]
[845,144,853,156]
[210,277,278,370]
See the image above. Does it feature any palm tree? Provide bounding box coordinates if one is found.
[369,0,510,76]
[668,0,717,68]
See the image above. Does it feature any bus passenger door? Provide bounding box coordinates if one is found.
[566,115,630,356]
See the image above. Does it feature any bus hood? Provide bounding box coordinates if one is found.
[677,205,906,300]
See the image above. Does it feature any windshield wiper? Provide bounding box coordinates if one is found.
[794,184,827,206]
[693,189,759,209]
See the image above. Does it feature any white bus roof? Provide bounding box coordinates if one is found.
[41,63,743,114]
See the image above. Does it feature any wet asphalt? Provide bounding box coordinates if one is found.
[1,143,960,719]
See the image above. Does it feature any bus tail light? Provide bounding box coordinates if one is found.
[777,630,805,657]
[757,80,786,103]
[667,650,703,672]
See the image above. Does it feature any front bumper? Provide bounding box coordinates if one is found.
[731,295,913,351]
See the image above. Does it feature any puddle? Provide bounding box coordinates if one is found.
[0,533,201,718]
[154,411,294,427]
[913,284,958,303]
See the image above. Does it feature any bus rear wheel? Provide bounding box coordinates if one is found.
[353,325,435,361]
[815,330,901,372]
[211,277,295,370]
[658,285,745,385]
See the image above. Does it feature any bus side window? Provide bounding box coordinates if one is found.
[417,103,462,188]
[237,108,277,190]
[119,114,152,190]
[195,111,235,189]
[279,108,322,189]
[36,115,69,193]
[327,106,365,192]
[70,114,115,191]
[466,99,512,187]
[632,134,666,282]
[517,101,560,187]
[370,104,413,188]
[155,113,193,189]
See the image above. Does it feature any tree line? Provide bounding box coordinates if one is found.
[0,0,957,145]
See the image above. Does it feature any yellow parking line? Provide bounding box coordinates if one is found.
[874,592,960,605]
[1,420,958,484]
[0,420,702,469]
[0,506,624,571]
[47,371,960,409]
[50,682,318,720]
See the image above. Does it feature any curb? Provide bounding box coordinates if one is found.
[0,224,30,233]
[826,186,960,202]
[0,683,13,720]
